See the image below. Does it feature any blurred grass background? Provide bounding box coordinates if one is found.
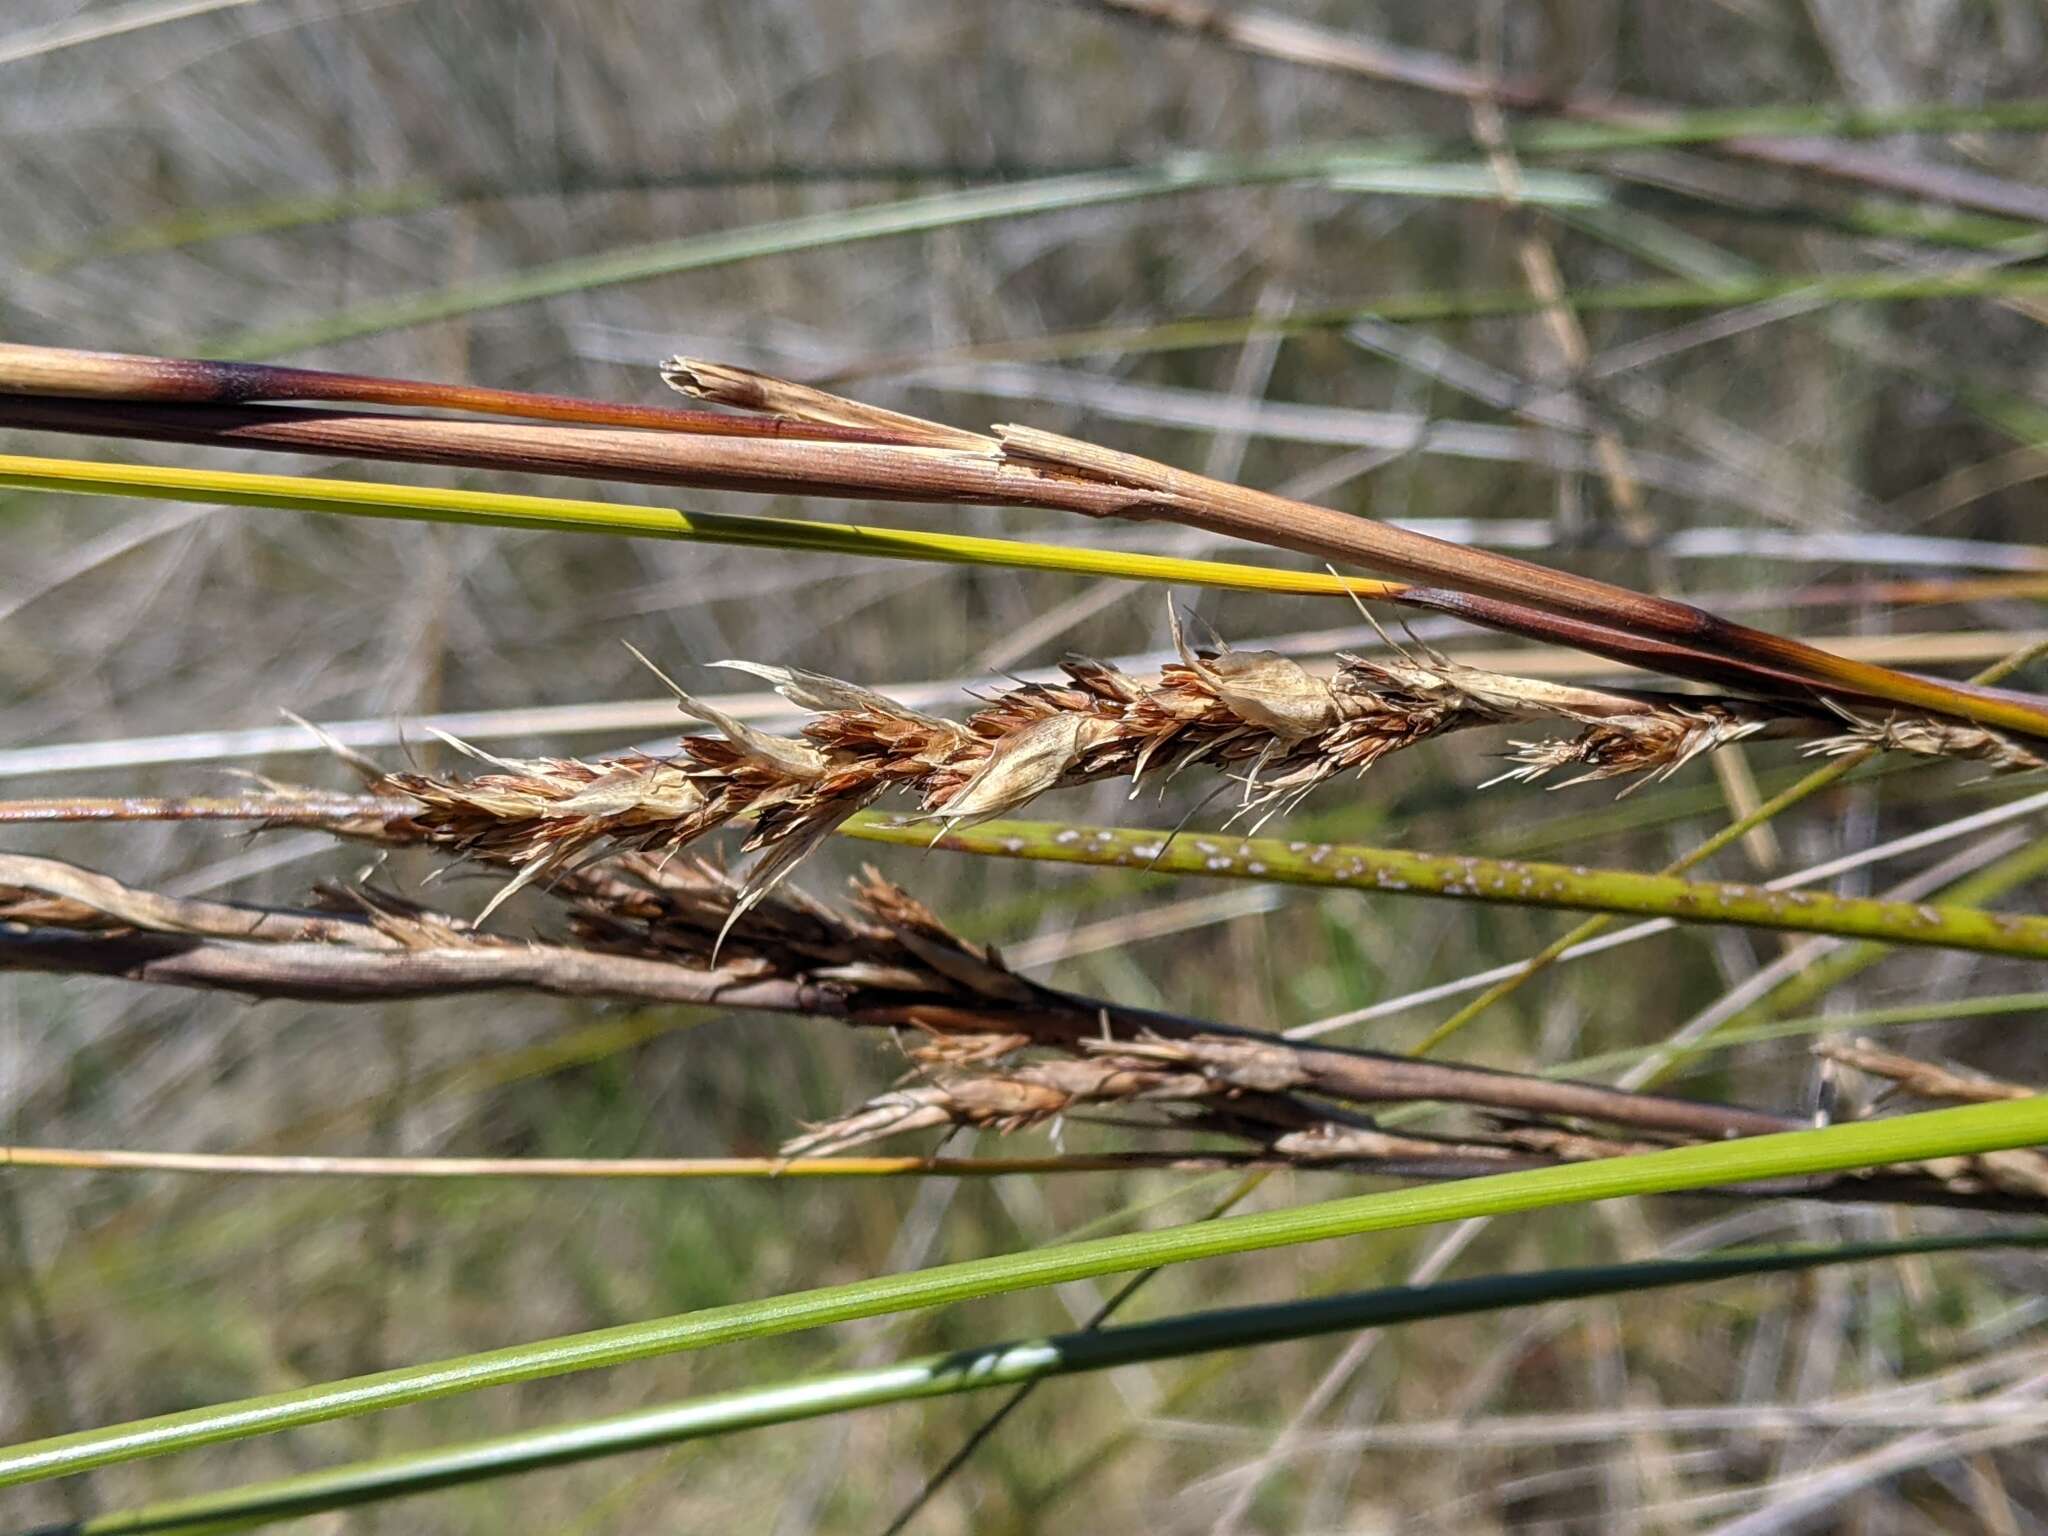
[7,2,2048,1530]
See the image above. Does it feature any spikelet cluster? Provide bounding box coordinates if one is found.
[332,618,2031,922]
[1802,710,2046,774]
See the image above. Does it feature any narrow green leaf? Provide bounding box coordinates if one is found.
[1561,989,2048,1079]
[168,99,2048,356]
[57,1231,2048,1535]
[48,94,2048,274]
[5,1099,2047,1487]
[204,152,1381,359]
[897,266,2048,373]
[0,453,1382,601]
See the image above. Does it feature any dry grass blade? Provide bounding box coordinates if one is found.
[1819,1039,2037,1107]
[659,355,997,451]
[0,0,269,69]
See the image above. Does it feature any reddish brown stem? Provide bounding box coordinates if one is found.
[0,343,903,443]
[0,394,1151,517]
[998,427,2048,737]
[0,393,1763,694]
[9,349,2048,738]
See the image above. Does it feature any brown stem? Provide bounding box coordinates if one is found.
[997,426,2048,738]
[0,854,1796,1142]
[1086,1031,1796,1140]
[0,927,846,1010]
[0,794,412,827]
[0,394,1152,518]
[0,927,1794,1140]
[9,858,2036,1210]
[0,390,1820,713]
[7,388,2028,734]
[9,347,2046,736]
[0,343,902,443]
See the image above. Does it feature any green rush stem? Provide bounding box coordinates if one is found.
[1407,756,1859,1058]
[7,1101,2048,1488]
[1406,636,2048,1058]
[0,453,1397,602]
[43,1231,2048,1535]
[875,1168,1274,1536]
[44,96,2048,272]
[10,383,2047,738]
[1691,834,2048,1073]
[1561,989,2048,1082]
[181,101,2048,358]
[829,267,2048,383]
[840,816,2048,962]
